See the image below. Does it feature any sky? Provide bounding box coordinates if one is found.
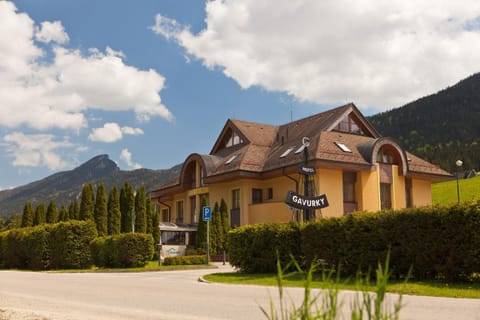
[1,0,480,189]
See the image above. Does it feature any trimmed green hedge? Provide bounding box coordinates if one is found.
[91,233,153,268]
[227,202,480,280]
[163,255,206,266]
[0,221,97,270]
[227,222,302,273]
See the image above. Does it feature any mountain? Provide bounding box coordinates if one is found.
[0,155,180,218]
[368,73,480,173]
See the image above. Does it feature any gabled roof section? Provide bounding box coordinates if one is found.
[210,118,278,155]
[326,103,380,138]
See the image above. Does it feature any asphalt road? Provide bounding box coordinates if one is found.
[1,264,480,320]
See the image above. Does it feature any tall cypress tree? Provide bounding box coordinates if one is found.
[79,183,95,221]
[69,199,80,220]
[146,196,153,235]
[196,196,208,250]
[211,202,222,255]
[220,198,230,252]
[120,181,134,233]
[58,205,69,222]
[33,203,46,226]
[135,186,147,233]
[152,209,160,246]
[94,183,108,236]
[120,186,127,232]
[21,202,34,227]
[107,186,121,235]
[46,200,57,224]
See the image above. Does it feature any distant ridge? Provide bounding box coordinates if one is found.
[368,73,480,173]
[0,155,180,218]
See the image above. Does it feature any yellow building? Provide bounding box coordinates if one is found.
[150,103,451,227]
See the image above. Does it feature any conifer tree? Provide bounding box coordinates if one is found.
[211,202,222,255]
[69,199,80,220]
[46,200,57,224]
[33,203,46,226]
[151,204,160,246]
[120,181,134,233]
[134,186,147,233]
[21,202,34,228]
[94,183,108,236]
[196,196,208,250]
[107,185,121,235]
[120,186,127,232]
[58,205,69,222]
[146,196,153,235]
[79,183,95,221]
[220,198,230,252]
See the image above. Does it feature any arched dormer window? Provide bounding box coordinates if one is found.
[376,146,396,164]
[180,155,210,190]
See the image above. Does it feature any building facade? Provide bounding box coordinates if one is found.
[150,103,451,227]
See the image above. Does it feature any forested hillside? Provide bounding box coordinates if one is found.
[368,73,480,173]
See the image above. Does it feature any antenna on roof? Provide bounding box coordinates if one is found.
[280,95,295,122]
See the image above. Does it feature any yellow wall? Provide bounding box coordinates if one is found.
[412,179,432,207]
[155,163,434,226]
[392,166,406,209]
[358,168,380,212]
[317,168,343,218]
[248,202,293,224]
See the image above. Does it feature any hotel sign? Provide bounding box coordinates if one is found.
[285,191,329,210]
[297,164,316,175]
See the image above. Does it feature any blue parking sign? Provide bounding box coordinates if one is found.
[202,206,212,221]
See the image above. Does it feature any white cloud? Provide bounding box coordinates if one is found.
[0,2,173,132]
[3,132,73,170]
[35,20,69,44]
[88,123,123,143]
[121,126,144,136]
[88,123,144,143]
[120,148,142,169]
[152,0,480,111]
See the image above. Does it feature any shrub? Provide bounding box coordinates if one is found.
[227,201,480,280]
[0,221,96,270]
[91,233,154,268]
[49,220,97,269]
[24,225,52,270]
[227,222,302,273]
[163,255,206,266]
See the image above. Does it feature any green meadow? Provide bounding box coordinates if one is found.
[432,175,480,206]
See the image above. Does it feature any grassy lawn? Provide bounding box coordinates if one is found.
[204,272,480,299]
[51,260,212,273]
[432,175,480,206]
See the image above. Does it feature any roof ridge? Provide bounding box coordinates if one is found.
[279,102,354,127]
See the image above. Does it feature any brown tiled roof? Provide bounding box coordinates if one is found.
[152,103,451,195]
[230,119,277,147]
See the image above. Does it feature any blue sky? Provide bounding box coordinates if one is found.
[1,1,480,189]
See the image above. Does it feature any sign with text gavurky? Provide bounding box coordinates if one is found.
[285,191,329,210]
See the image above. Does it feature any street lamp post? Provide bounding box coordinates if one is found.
[456,160,463,205]
[302,137,311,222]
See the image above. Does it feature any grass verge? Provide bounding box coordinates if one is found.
[49,260,214,273]
[204,272,480,299]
